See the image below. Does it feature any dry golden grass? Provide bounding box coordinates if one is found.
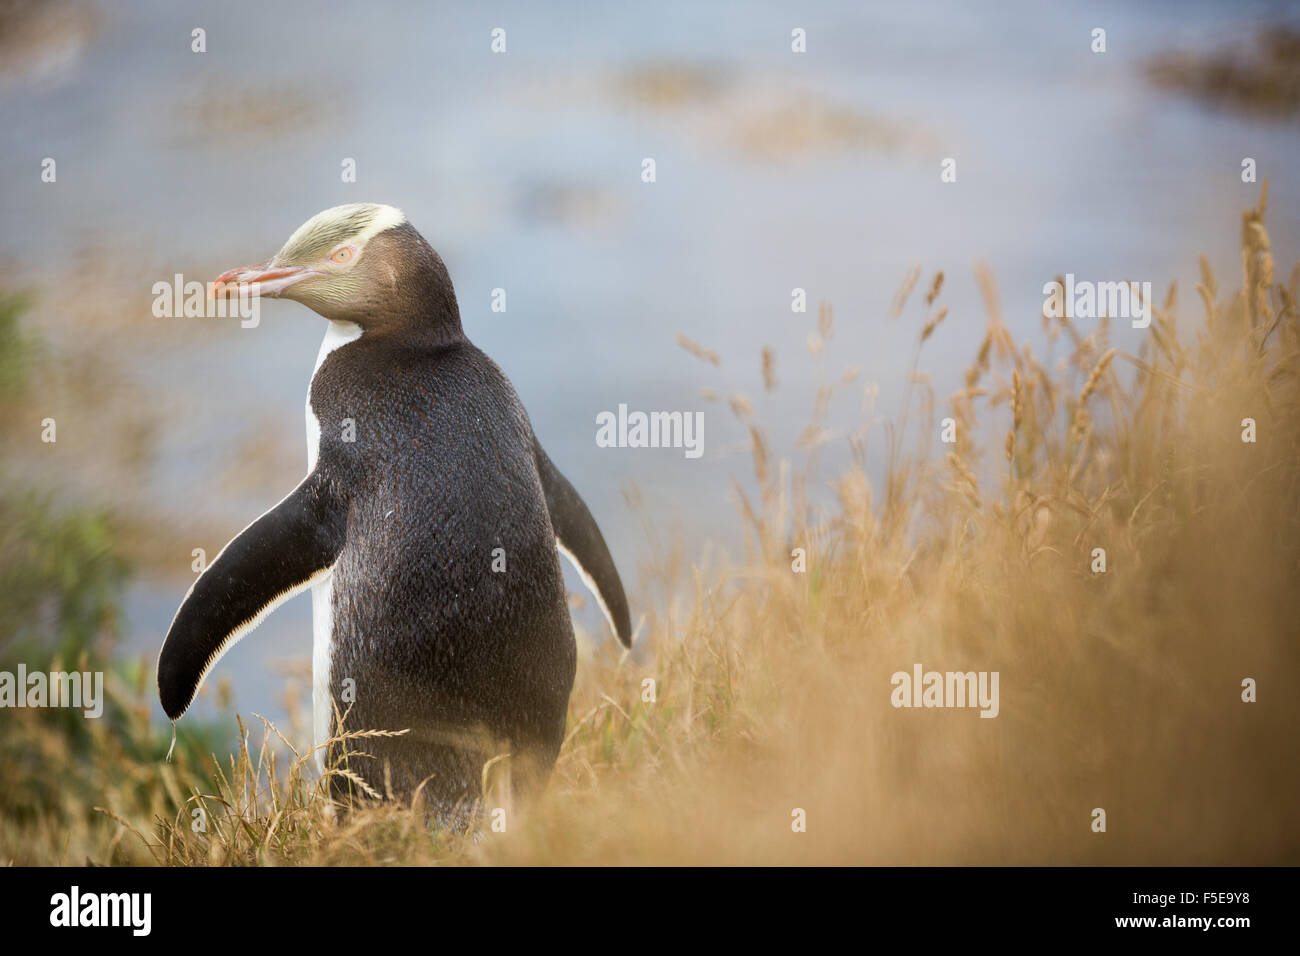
[4,190,1298,865]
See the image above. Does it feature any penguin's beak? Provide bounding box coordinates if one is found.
[210,261,318,298]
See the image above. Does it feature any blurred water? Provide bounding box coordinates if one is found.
[3,0,1298,732]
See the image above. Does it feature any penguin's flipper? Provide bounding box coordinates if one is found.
[534,440,633,647]
[157,469,347,719]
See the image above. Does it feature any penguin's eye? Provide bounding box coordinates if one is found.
[330,246,355,265]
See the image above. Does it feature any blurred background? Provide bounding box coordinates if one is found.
[1,0,1298,735]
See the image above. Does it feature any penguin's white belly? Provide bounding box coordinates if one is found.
[310,573,335,773]
[306,320,363,772]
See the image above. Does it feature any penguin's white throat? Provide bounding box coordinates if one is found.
[306,321,364,472]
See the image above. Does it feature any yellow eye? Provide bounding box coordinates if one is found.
[330,246,354,265]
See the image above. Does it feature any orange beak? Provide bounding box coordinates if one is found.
[209,261,318,298]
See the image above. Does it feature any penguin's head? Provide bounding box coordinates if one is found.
[210,202,460,328]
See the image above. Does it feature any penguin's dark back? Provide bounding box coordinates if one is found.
[309,332,576,801]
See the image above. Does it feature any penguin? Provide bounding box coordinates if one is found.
[157,203,632,824]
